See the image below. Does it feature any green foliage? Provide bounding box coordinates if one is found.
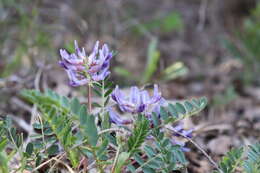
[127,128,187,172]
[243,143,260,173]
[214,143,260,173]
[159,97,208,122]
[79,106,98,146]
[161,62,188,81]
[216,147,244,173]
[128,116,150,155]
[142,38,160,83]
[21,89,102,168]
[125,97,208,172]
[114,152,131,173]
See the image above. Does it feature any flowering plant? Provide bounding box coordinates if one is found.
[4,39,251,173]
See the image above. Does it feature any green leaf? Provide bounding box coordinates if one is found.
[104,81,114,89]
[68,149,80,168]
[134,153,144,165]
[162,62,188,81]
[114,152,130,173]
[184,101,194,112]
[151,112,159,127]
[168,103,179,118]
[143,38,160,83]
[128,116,150,155]
[47,145,59,156]
[93,87,102,97]
[105,88,114,97]
[144,145,156,158]
[26,142,34,155]
[92,102,102,108]
[97,139,109,160]
[160,107,168,120]
[175,102,186,115]
[143,167,156,173]
[114,67,132,78]
[0,138,7,151]
[61,96,70,107]
[172,148,186,164]
[79,106,98,146]
[127,165,136,172]
[70,98,81,115]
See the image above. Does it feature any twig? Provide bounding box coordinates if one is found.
[111,145,121,173]
[32,153,65,172]
[98,128,124,135]
[165,125,223,173]
[52,157,75,173]
[86,160,96,171]
[48,153,67,172]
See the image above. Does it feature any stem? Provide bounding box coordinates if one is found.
[101,80,105,115]
[87,84,92,114]
[111,145,121,173]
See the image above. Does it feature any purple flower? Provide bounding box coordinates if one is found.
[169,123,193,138]
[108,108,132,125]
[111,85,162,114]
[59,40,113,86]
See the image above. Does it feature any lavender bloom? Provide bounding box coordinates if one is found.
[59,40,113,86]
[169,123,193,138]
[108,108,132,125]
[111,85,162,114]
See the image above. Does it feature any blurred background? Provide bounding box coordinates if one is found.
[0,0,260,172]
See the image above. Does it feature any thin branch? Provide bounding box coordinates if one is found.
[87,84,92,114]
[98,128,124,135]
[32,153,65,172]
[111,145,121,173]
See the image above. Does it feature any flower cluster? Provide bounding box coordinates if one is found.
[111,85,162,114]
[59,40,195,154]
[59,41,113,86]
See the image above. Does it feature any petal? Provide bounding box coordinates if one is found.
[112,86,126,104]
[141,90,150,104]
[74,40,80,53]
[60,49,70,61]
[130,86,140,104]
[182,129,193,138]
[149,84,162,104]
[137,104,145,113]
[102,44,109,57]
[66,70,88,86]
[93,41,99,54]
[108,108,132,125]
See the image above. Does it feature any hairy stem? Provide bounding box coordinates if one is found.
[87,84,92,114]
